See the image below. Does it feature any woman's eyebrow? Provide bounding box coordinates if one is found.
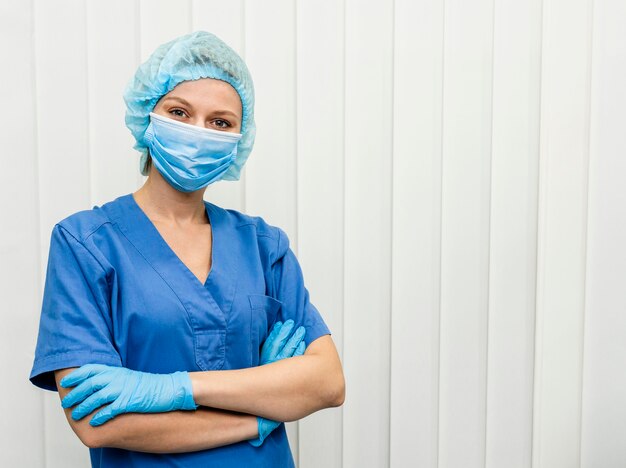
[212,110,241,119]
[161,96,192,106]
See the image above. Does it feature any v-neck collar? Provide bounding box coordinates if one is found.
[104,193,239,327]
[128,192,215,288]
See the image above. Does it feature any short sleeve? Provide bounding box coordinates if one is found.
[269,228,331,347]
[29,224,121,391]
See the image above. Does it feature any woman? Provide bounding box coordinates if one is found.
[29,30,345,467]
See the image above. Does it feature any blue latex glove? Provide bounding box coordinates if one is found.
[249,319,306,447]
[60,364,197,426]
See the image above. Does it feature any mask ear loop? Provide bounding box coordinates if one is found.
[141,150,152,175]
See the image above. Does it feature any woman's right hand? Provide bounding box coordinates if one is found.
[249,319,306,447]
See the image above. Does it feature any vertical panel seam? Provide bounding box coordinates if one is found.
[84,1,93,206]
[341,0,347,465]
[293,0,299,256]
[578,0,595,465]
[531,0,546,464]
[436,1,446,466]
[242,0,248,214]
[340,0,346,465]
[135,0,142,187]
[241,0,247,213]
[484,0,497,466]
[31,0,46,464]
[388,0,396,464]
[293,0,300,464]
[188,0,193,31]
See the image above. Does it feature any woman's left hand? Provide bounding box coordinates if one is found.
[60,364,197,426]
[249,320,306,447]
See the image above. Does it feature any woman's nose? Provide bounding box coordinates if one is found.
[188,118,207,129]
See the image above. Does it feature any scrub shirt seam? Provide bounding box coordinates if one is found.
[235,221,258,228]
[236,223,281,260]
[271,230,286,295]
[237,223,279,242]
[81,220,112,243]
[34,350,121,364]
[256,232,277,238]
[277,228,284,256]
[57,217,110,244]
[234,217,280,240]
[57,223,111,284]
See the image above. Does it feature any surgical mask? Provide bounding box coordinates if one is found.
[144,112,242,192]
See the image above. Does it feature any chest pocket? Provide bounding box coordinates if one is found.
[248,294,282,366]
[195,329,226,371]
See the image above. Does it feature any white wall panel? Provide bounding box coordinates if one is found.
[485,1,542,467]
[34,0,91,230]
[0,1,44,466]
[139,0,191,61]
[580,0,626,466]
[191,0,244,52]
[296,0,345,467]
[343,0,393,467]
[532,0,593,466]
[390,1,443,467]
[87,0,141,205]
[438,0,494,466]
[243,0,298,242]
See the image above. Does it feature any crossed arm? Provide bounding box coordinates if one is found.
[55,334,345,452]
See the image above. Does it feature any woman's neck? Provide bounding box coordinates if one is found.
[133,167,208,225]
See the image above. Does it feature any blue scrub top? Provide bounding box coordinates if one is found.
[30,193,331,468]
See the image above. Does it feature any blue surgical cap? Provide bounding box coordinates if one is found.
[123,30,256,178]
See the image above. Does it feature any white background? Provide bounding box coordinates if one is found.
[1,0,625,467]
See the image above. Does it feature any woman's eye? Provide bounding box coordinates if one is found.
[213,119,230,128]
[170,109,187,118]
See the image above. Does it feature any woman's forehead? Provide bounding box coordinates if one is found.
[166,78,241,109]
